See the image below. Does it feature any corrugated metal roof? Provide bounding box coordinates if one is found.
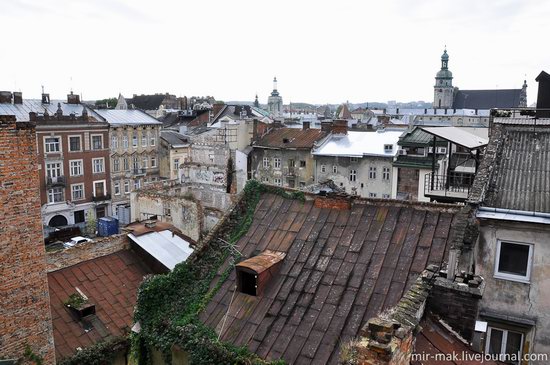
[128,230,194,270]
[95,109,161,125]
[313,130,403,157]
[494,117,550,125]
[453,89,521,109]
[255,128,327,149]
[421,127,488,149]
[0,99,101,122]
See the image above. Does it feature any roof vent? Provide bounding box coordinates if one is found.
[282,138,289,143]
[236,250,286,296]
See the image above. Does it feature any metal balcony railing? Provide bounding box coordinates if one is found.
[424,173,474,200]
[133,168,146,175]
[92,193,111,202]
[46,175,66,187]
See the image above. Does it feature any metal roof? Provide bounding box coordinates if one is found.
[128,230,194,270]
[161,130,189,147]
[452,89,522,109]
[313,130,403,157]
[494,117,550,125]
[0,99,101,122]
[95,109,161,125]
[420,127,488,149]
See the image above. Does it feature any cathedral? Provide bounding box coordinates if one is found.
[433,48,527,109]
[267,77,283,117]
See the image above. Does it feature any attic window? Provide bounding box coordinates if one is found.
[384,144,393,153]
[235,250,286,297]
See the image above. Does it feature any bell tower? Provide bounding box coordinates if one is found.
[433,48,454,108]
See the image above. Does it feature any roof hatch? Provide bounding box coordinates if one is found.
[235,250,286,296]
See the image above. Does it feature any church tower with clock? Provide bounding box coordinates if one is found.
[433,48,454,108]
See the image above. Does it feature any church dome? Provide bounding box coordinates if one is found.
[441,49,449,61]
[436,68,453,79]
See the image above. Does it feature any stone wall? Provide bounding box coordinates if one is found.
[0,117,56,364]
[46,234,129,272]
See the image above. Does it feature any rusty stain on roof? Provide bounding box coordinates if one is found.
[236,250,286,274]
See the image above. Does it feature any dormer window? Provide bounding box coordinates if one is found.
[236,250,286,297]
[384,144,393,153]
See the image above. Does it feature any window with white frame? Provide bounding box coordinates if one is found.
[261,177,269,183]
[93,181,106,197]
[173,158,179,171]
[132,133,138,147]
[123,157,129,171]
[47,187,64,203]
[332,165,337,173]
[142,156,148,169]
[494,240,533,282]
[350,157,358,163]
[349,169,357,182]
[69,136,81,152]
[69,160,83,176]
[91,135,103,150]
[124,180,130,194]
[71,184,84,201]
[45,137,60,153]
[150,131,156,146]
[274,158,281,169]
[384,144,393,153]
[123,135,129,148]
[485,325,524,363]
[321,164,326,173]
[382,167,390,180]
[369,192,377,198]
[263,157,269,168]
[369,166,377,179]
[46,162,62,178]
[92,158,105,173]
[141,134,147,147]
[113,158,120,172]
[114,181,121,195]
[111,135,118,149]
[274,178,282,186]
[134,179,141,190]
[151,156,157,168]
[382,194,390,199]
[133,157,139,170]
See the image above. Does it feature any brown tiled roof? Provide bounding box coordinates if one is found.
[200,193,460,364]
[413,315,502,365]
[255,128,327,149]
[48,250,153,360]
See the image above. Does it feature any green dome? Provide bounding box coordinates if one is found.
[436,69,453,79]
[441,49,449,61]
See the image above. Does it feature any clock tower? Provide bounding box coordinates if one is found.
[433,48,454,109]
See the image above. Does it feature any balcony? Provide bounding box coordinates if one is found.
[92,193,111,202]
[424,173,474,202]
[284,167,296,176]
[46,175,66,187]
[133,168,146,176]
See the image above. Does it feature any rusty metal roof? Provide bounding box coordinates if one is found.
[254,128,327,149]
[236,250,286,274]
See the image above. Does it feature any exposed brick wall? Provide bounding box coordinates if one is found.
[46,234,129,272]
[396,167,419,200]
[0,119,56,364]
[314,195,352,210]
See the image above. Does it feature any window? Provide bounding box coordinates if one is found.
[124,180,130,194]
[133,157,139,170]
[142,157,148,169]
[93,181,105,197]
[349,169,357,182]
[299,181,306,188]
[47,187,64,203]
[485,326,524,363]
[91,135,103,150]
[92,158,104,173]
[382,194,390,199]
[74,210,85,224]
[332,165,337,173]
[274,178,282,186]
[134,179,141,190]
[132,133,138,147]
[113,158,120,172]
[369,166,377,179]
[141,134,147,147]
[261,177,269,183]
[111,136,118,149]
[350,157,358,163]
[173,158,180,171]
[71,184,84,201]
[321,165,326,173]
[45,137,60,153]
[369,193,378,198]
[274,158,281,169]
[46,162,62,178]
[114,181,121,195]
[495,240,533,282]
[300,160,306,168]
[384,144,393,153]
[69,160,83,176]
[164,207,171,217]
[151,156,157,168]
[383,167,390,180]
[263,157,269,168]
[288,159,295,167]
[69,136,81,152]
[123,135,129,148]
[150,132,156,146]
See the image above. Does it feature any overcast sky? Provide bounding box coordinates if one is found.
[0,0,548,105]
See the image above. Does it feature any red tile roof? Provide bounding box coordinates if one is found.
[48,250,152,360]
[255,128,327,149]
[200,193,461,364]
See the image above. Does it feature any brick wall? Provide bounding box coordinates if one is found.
[0,118,56,364]
[396,167,419,200]
[46,234,129,272]
[314,195,352,210]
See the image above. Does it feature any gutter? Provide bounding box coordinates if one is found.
[477,206,550,225]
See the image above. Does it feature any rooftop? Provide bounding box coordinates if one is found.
[161,130,189,147]
[200,192,461,364]
[94,109,162,125]
[255,127,327,149]
[452,89,522,109]
[48,250,153,359]
[313,130,403,157]
[0,99,101,122]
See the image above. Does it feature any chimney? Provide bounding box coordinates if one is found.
[67,91,80,104]
[42,93,50,104]
[321,120,332,132]
[302,121,310,130]
[332,120,348,134]
[13,92,22,104]
[212,102,224,117]
[314,193,351,210]
[0,91,13,103]
[252,119,259,141]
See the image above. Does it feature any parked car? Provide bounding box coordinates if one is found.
[63,236,92,248]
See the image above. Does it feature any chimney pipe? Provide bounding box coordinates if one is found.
[13,92,22,104]
[332,119,348,135]
[321,121,332,132]
[0,91,13,104]
[67,91,80,104]
[42,93,50,104]
[302,121,310,130]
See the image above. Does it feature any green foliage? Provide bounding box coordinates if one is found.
[24,344,43,365]
[64,293,86,308]
[94,97,118,109]
[58,337,128,365]
[131,180,297,364]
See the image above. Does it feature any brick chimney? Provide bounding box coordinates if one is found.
[67,91,80,104]
[331,119,348,134]
[302,121,310,130]
[0,91,13,103]
[321,120,333,132]
[13,92,23,104]
[212,102,225,117]
[314,193,351,210]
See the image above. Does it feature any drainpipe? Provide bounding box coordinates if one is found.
[478,206,550,219]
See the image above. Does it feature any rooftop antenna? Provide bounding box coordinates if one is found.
[41,85,45,94]
[70,76,73,93]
